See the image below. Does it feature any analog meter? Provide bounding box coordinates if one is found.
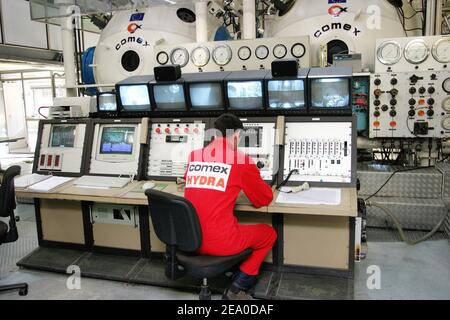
[170,47,189,67]
[191,46,210,67]
[377,41,402,65]
[212,44,232,66]
[404,39,429,64]
[432,38,450,63]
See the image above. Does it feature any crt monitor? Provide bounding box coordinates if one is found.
[97,92,117,112]
[49,125,76,148]
[308,67,352,113]
[151,82,186,111]
[267,79,306,110]
[118,84,151,112]
[96,125,136,162]
[189,83,224,110]
[225,70,268,110]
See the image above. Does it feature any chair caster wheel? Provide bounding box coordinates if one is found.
[19,288,28,296]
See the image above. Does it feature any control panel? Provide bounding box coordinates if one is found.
[35,121,88,175]
[154,36,310,73]
[370,71,450,138]
[283,120,354,185]
[147,120,206,179]
[238,120,277,182]
[352,74,370,134]
[91,204,138,226]
[375,35,450,73]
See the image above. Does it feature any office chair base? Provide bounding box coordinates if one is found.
[0,283,28,296]
[199,278,211,300]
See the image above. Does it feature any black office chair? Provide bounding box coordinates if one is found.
[0,165,28,296]
[146,189,252,300]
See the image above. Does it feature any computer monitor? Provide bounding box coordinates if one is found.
[267,79,306,110]
[225,70,268,111]
[96,125,137,162]
[308,67,352,115]
[189,83,225,110]
[49,124,76,148]
[115,75,153,112]
[151,82,186,111]
[97,92,117,112]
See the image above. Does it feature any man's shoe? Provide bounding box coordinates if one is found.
[222,289,255,300]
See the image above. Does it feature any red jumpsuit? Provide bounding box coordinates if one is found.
[184,137,276,276]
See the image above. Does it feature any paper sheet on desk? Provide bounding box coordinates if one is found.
[15,174,50,188]
[26,176,74,192]
[276,188,341,205]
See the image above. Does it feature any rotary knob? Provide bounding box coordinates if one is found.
[257,161,265,169]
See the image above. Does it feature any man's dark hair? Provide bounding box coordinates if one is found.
[214,113,244,137]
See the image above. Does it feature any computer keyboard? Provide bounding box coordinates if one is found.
[74,175,132,188]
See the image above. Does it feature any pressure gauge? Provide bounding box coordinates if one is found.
[442,116,450,130]
[404,39,429,64]
[156,51,169,65]
[432,38,450,63]
[238,46,251,61]
[291,43,305,58]
[170,47,189,67]
[377,41,402,65]
[191,46,210,67]
[273,44,287,59]
[212,44,232,66]
[443,78,450,93]
[255,45,269,60]
[442,97,450,112]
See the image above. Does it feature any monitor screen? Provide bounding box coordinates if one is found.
[98,93,117,112]
[118,85,151,111]
[238,126,262,148]
[267,80,305,109]
[49,125,76,148]
[99,127,135,155]
[189,83,224,110]
[310,78,350,108]
[227,81,263,110]
[153,84,186,110]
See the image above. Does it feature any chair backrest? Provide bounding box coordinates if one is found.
[145,189,202,253]
[0,165,21,218]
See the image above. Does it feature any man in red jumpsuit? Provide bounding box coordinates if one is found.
[184,113,276,300]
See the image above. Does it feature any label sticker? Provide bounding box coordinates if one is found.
[185,162,231,192]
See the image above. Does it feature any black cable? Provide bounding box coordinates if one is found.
[276,169,298,190]
[364,165,435,201]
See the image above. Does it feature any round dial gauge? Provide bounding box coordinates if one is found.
[191,46,210,67]
[170,47,189,67]
[273,44,287,59]
[291,43,305,58]
[443,78,450,93]
[238,46,252,60]
[255,45,269,60]
[156,51,169,65]
[404,39,429,64]
[442,116,450,130]
[442,97,450,112]
[377,41,402,65]
[212,44,232,66]
[432,38,450,63]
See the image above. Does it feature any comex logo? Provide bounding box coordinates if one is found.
[127,23,142,34]
[328,5,348,17]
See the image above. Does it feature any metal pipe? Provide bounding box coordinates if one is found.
[195,2,208,43]
[60,6,78,97]
[243,0,256,39]
[425,0,437,36]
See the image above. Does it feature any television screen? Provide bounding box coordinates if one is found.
[99,127,135,155]
[98,93,117,112]
[310,78,350,108]
[119,85,151,111]
[153,84,186,110]
[227,81,263,110]
[189,83,224,110]
[50,125,76,148]
[267,80,305,109]
[238,126,262,148]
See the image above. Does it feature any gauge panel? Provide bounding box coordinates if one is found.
[273,44,287,59]
[170,47,189,67]
[238,46,252,61]
[156,51,169,65]
[291,43,306,58]
[212,44,232,66]
[377,41,402,65]
[404,39,429,64]
[255,45,269,60]
[191,46,210,67]
[432,38,450,63]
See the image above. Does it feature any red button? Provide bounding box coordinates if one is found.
[418,99,426,105]
[54,155,60,167]
[155,128,161,134]
[184,127,190,133]
[418,110,425,117]
[40,154,45,166]
[165,128,171,134]
[193,128,199,134]
[47,155,53,167]
[390,121,397,128]
[175,127,180,133]
[373,121,380,127]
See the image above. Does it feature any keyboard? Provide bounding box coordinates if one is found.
[74,175,132,188]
